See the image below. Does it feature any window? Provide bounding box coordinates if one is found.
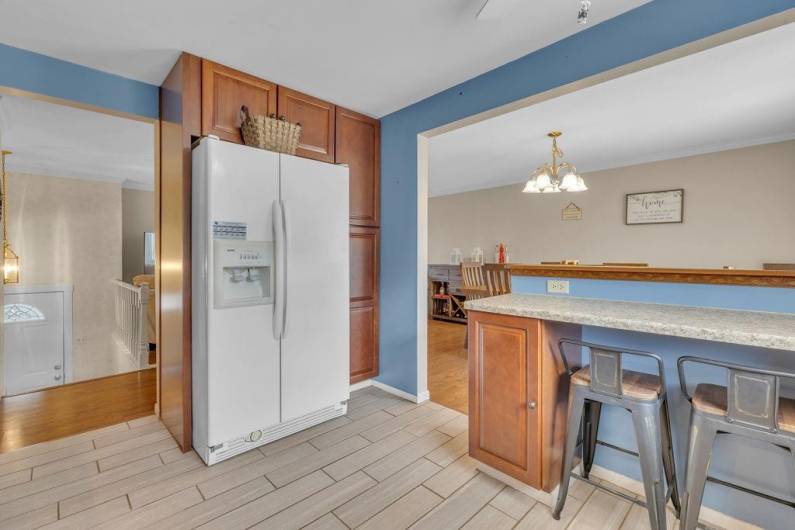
[4,303,46,323]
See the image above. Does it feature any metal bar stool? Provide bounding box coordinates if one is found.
[554,339,681,530]
[677,357,795,530]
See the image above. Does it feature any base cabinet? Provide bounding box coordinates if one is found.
[468,311,581,492]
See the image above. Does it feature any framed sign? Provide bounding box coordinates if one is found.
[625,189,683,225]
[561,202,582,221]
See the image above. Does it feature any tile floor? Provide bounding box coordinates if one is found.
[0,387,691,529]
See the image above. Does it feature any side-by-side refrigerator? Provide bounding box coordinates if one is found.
[192,137,350,465]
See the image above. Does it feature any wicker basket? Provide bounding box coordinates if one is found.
[240,106,302,155]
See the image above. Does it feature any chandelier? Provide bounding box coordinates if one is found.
[522,131,587,194]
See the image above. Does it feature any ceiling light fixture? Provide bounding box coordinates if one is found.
[523,131,587,194]
[577,0,591,25]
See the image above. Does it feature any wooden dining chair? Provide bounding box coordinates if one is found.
[484,263,512,296]
[460,261,488,348]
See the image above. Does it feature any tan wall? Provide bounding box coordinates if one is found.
[122,188,155,283]
[429,140,795,269]
[7,172,123,381]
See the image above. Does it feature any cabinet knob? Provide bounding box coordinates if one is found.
[527,401,537,410]
[54,364,62,370]
[54,374,62,381]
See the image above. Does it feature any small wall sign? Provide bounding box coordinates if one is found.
[561,202,582,221]
[625,189,683,225]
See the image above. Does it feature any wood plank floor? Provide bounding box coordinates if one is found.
[0,368,156,453]
[428,319,468,414]
[0,386,692,529]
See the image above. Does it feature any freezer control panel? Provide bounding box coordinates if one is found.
[213,240,274,308]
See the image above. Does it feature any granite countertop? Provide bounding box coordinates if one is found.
[465,294,795,351]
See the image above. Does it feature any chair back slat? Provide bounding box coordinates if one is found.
[484,264,512,296]
[727,369,778,431]
[590,347,623,397]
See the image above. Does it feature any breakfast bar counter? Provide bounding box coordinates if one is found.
[465,293,795,351]
[461,291,795,522]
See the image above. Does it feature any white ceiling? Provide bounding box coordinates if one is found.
[0,0,648,117]
[0,95,155,189]
[429,22,795,197]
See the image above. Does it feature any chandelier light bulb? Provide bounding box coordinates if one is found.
[522,177,540,193]
[536,172,551,189]
[559,172,578,190]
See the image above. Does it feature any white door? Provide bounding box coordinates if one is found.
[4,291,65,395]
[279,154,350,421]
[202,139,282,445]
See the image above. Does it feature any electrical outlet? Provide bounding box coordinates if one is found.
[547,279,570,294]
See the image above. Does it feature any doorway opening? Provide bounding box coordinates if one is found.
[0,92,159,452]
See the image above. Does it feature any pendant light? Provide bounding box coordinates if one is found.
[1,150,19,284]
[523,131,587,194]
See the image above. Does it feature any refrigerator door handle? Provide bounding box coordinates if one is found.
[280,199,289,339]
[272,200,285,339]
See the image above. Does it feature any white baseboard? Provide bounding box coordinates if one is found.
[349,379,430,404]
[477,462,558,508]
[349,379,373,393]
[589,464,762,530]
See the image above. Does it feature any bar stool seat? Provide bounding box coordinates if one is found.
[692,383,795,433]
[572,366,662,400]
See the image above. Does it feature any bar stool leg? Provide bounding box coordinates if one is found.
[680,413,717,530]
[581,401,602,479]
[553,392,586,520]
[660,398,681,517]
[631,402,668,530]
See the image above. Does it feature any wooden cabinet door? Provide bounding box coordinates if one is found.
[201,60,277,143]
[335,107,380,227]
[350,226,379,383]
[468,311,541,488]
[277,87,335,163]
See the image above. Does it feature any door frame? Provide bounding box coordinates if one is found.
[414,12,795,401]
[0,85,161,408]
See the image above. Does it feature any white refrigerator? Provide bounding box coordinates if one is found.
[192,137,350,465]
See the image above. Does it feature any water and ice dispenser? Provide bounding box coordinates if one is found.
[213,240,274,308]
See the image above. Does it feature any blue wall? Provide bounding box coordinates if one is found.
[0,42,159,119]
[512,276,795,528]
[378,0,795,395]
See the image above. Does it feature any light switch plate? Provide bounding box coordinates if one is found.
[547,279,570,294]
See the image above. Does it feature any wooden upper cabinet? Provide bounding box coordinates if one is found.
[277,87,335,163]
[335,107,380,227]
[201,60,277,143]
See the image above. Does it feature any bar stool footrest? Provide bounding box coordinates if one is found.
[706,476,795,509]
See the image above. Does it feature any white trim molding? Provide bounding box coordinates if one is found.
[350,378,430,404]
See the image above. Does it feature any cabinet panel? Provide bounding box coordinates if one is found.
[278,87,335,162]
[350,304,378,384]
[350,226,379,303]
[159,52,202,452]
[335,107,380,227]
[469,312,541,488]
[350,226,379,383]
[201,60,277,143]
